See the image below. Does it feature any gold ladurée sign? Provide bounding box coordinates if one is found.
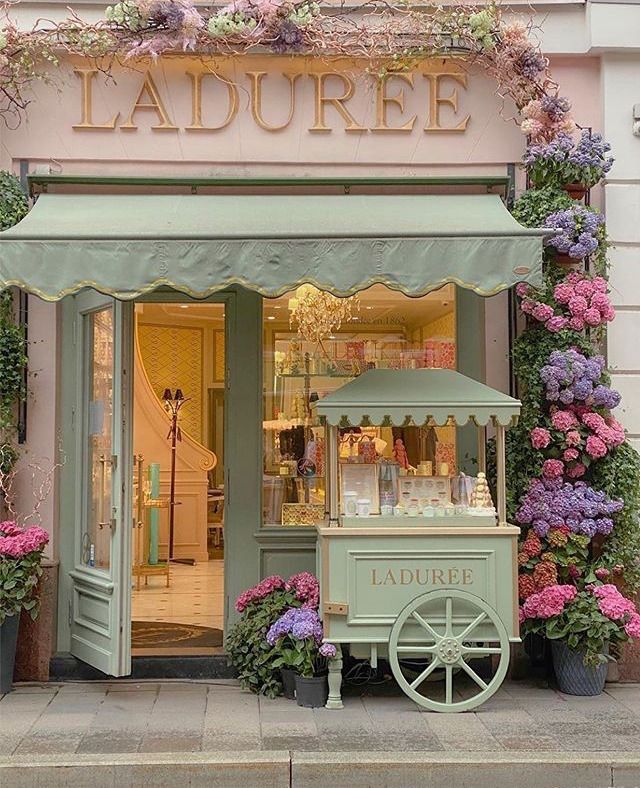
[73,67,471,134]
[371,567,474,586]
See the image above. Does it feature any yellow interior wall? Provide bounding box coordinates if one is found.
[137,323,204,442]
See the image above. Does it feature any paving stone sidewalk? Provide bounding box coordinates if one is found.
[1,679,640,756]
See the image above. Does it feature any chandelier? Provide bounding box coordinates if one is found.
[288,284,360,345]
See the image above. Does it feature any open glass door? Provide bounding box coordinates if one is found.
[69,291,133,676]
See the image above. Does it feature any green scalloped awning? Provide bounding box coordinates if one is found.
[0,193,545,302]
[312,369,521,427]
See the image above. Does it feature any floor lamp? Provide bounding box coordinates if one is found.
[162,388,195,566]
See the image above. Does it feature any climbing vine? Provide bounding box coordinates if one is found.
[0,171,28,475]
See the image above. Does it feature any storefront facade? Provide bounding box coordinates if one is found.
[1,0,638,679]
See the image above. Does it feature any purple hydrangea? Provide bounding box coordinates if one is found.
[271,20,305,53]
[592,384,622,410]
[523,132,574,168]
[540,350,620,410]
[519,49,546,80]
[545,205,605,259]
[266,607,323,645]
[569,129,614,173]
[523,128,614,189]
[516,477,623,538]
[149,1,186,31]
[319,642,337,658]
[542,95,571,121]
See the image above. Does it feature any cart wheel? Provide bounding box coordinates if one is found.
[388,589,510,713]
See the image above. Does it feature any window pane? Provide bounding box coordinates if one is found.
[262,285,457,526]
[83,307,114,569]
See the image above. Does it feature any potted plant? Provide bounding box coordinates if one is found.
[544,204,605,267]
[523,130,614,197]
[226,571,320,698]
[267,607,335,707]
[520,582,640,695]
[511,186,574,230]
[0,521,49,693]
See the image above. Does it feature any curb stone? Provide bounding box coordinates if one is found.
[1,750,640,788]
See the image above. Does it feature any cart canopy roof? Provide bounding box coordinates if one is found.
[312,369,521,427]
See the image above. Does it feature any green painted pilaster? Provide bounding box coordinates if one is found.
[224,287,263,630]
[55,296,79,652]
[456,288,485,475]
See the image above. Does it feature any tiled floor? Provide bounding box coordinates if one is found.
[131,560,223,630]
[1,680,640,755]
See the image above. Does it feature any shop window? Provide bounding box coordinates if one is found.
[262,285,457,527]
[82,307,114,569]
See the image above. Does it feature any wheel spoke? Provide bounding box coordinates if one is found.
[445,597,453,637]
[396,645,438,654]
[457,612,487,641]
[412,611,441,642]
[461,646,502,656]
[459,658,489,690]
[445,665,453,704]
[409,658,442,689]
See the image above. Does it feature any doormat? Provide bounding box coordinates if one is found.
[132,621,223,651]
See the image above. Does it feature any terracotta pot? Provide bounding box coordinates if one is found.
[563,182,588,200]
[553,252,583,269]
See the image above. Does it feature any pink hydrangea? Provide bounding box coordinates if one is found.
[546,316,569,333]
[625,613,640,639]
[518,607,526,624]
[563,448,579,462]
[591,584,636,621]
[582,412,606,431]
[552,410,578,431]
[532,303,554,323]
[574,278,595,298]
[0,523,49,559]
[566,463,586,478]
[235,575,286,613]
[542,459,564,479]
[595,568,610,580]
[590,292,610,312]
[565,430,582,447]
[522,584,577,619]
[530,427,552,449]
[520,298,535,315]
[285,572,320,610]
[584,308,603,327]
[603,305,616,321]
[586,435,608,459]
[516,283,530,297]
[568,296,588,316]
[553,282,574,304]
[568,316,585,331]
[602,418,625,446]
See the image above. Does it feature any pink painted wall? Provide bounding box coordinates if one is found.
[3,55,601,178]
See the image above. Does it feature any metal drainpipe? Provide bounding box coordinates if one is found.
[506,162,518,399]
[17,160,29,444]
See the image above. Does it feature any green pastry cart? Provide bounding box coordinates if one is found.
[312,369,521,713]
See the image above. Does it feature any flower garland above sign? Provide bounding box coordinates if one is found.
[0,0,574,139]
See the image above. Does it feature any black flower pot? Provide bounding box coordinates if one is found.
[0,615,19,694]
[281,668,297,700]
[295,674,328,708]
